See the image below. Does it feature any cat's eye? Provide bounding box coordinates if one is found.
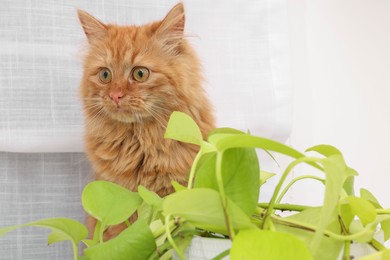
[132,67,150,82]
[98,68,112,84]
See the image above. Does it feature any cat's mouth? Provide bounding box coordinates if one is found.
[100,97,158,124]
[106,106,148,124]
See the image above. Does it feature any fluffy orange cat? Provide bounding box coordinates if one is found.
[77,3,215,239]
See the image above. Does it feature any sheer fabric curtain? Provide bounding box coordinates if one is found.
[0,0,292,259]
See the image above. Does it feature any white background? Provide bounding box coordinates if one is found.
[287,1,390,206]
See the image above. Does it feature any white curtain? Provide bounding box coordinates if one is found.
[0,0,292,259]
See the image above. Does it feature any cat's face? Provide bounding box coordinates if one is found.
[78,4,188,124]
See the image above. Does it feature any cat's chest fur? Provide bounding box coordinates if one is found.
[85,119,197,196]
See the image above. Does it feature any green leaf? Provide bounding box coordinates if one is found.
[349,220,374,243]
[340,200,355,229]
[138,185,163,211]
[305,144,342,157]
[208,133,236,146]
[263,149,280,167]
[213,134,304,158]
[360,188,382,209]
[164,111,203,145]
[275,208,343,260]
[342,196,377,226]
[343,174,356,196]
[159,250,173,260]
[0,218,87,260]
[349,215,390,243]
[82,181,142,226]
[310,155,353,254]
[260,171,276,187]
[207,127,245,138]
[84,220,156,260]
[359,250,390,260]
[174,232,193,257]
[384,250,390,260]
[149,220,166,246]
[48,229,74,245]
[307,145,357,196]
[206,128,245,149]
[171,181,187,192]
[211,134,323,170]
[221,148,259,215]
[230,229,312,260]
[163,188,256,235]
[193,152,217,189]
[0,218,87,245]
[287,207,341,233]
[381,219,390,241]
[194,148,260,216]
[158,249,174,260]
[137,202,157,225]
[82,239,97,248]
[200,140,217,154]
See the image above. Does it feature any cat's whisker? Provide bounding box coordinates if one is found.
[150,104,171,114]
[86,107,106,136]
[82,97,102,101]
[144,105,168,130]
[84,104,103,111]
[134,112,143,142]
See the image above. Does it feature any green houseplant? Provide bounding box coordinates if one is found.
[1,111,390,260]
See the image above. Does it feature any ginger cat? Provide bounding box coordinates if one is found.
[77,3,215,239]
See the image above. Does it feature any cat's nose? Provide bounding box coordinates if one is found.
[109,91,124,104]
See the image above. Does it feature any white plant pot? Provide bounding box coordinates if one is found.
[173,236,231,260]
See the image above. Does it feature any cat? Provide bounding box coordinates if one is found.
[77,3,215,240]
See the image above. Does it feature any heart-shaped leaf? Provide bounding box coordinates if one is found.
[0,218,87,259]
[164,111,203,145]
[310,154,354,253]
[230,229,312,260]
[163,188,256,235]
[276,207,344,260]
[341,196,377,226]
[194,147,260,216]
[83,220,155,260]
[260,171,276,187]
[360,188,382,209]
[138,185,163,211]
[82,181,142,226]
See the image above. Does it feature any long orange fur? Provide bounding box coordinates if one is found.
[77,3,215,239]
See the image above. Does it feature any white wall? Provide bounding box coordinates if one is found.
[287,1,390,206]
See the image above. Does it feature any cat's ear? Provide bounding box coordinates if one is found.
[77,9,108,42]
[156,3,185,45]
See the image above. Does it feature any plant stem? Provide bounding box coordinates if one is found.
[211,249,230,260]
[275,175,325,204]
[155,240,174,257]
[71,242,78,260]
[187,151,202,189]
[99,223,106,244]
[342,240,351,260]
[377,209,390,214]
[154,219,175,238]
[216,151,235,240]
[165,215,184,260]
[216,151,227,207]
[272,215,374,241]
[262,157,323,229]
[258,203,311,212]
[92,221,102,244]
[369,238,387,251]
